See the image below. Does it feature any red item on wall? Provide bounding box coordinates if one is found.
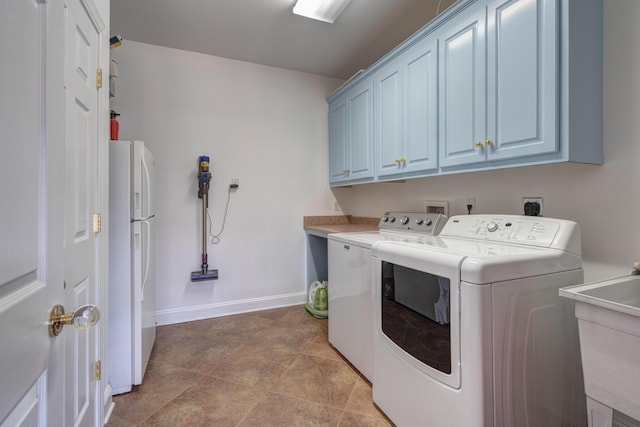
[110,110,120,140]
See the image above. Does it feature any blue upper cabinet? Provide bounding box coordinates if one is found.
[327,0,602,186]
[439,0,557,169]
[375,37,439,178]
[438,5,487,168]
[329,81,374,185]
[374,59,403,177]
[485,0,558,163]
[329,100,348,182]
[403,38,439,175]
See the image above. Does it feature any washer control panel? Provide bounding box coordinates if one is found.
[441,215,567,247]
[379,211,447,235]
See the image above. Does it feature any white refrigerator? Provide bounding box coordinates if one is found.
[109,140,157,395]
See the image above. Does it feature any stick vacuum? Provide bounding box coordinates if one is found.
[191,156,219,282]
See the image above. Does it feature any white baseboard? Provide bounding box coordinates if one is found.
[155,291,306,326]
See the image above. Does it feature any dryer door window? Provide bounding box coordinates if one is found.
[381,261,452,374]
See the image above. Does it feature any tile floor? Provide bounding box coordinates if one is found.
[106,305,394,426]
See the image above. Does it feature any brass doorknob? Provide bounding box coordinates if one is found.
[49,304,100,337]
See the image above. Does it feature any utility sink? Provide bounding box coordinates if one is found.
[560,275,640,425]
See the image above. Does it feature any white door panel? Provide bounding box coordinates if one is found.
[1,0,106,424]
[0,0,55,424]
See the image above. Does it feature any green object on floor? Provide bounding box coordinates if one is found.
[304,301,328,319]
[305,281,328,318]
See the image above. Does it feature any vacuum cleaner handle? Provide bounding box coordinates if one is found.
[197,155,212,206]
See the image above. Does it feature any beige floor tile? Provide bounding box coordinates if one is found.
[339,411,395,427]
[344,380,388,419]
[206,347,298,388]
[248,323,317,353]
[271,354,358,409]
[104,414,136,427]
[354,375,373,392]
[177,311,275,335]
[140,376,266,427]
[276,307,328,334]
[304,332,344,361]
[110,362,203,424]
[238,392,343,427]
[150,328,244,373]
[252,306,300,321]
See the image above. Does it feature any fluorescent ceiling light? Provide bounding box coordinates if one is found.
[293,0,352,24]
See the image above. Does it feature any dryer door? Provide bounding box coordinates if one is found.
[372,241,464,389]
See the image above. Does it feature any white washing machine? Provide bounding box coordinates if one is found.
[328,212,446,381]
[372,215,587,427]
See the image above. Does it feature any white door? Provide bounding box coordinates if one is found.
[0,0,105,425]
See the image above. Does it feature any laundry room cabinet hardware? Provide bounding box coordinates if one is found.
[327,0,603,187]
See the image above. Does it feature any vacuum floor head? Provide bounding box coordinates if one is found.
[191,269,219,282]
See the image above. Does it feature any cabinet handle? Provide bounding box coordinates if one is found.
[394,159,400,164]
[343,168,350,174]
[400,157,406,163]
[475,141,484,148]
[485,140,493,146]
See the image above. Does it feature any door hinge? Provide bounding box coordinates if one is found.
[94,361,101,381]
[92,213,102,233]
[96,68,103,88]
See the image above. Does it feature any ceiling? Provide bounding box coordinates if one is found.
[110,0,457,80]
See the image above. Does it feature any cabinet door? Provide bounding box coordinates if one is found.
[347,82,374,181]
[403,37,439,174]
[486,0,558,161]
[329,100,349,183]
[375,61,403,177]
[438,6,487,168]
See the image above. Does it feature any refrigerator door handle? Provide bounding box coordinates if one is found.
[141,152,152,216]
[131,214,155,223]
[139,219,151,302]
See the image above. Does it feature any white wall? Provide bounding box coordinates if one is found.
[333,0,640,283]
[110,42,343,324]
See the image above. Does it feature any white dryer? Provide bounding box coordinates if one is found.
[372,215,586,427]
[328,212,446,380]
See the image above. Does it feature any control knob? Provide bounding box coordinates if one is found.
[382,216,390,222]
[400,216,409,225]
[388,216,396,223]
[425,219,432,226]
[415,218,424,225]
[487,222,499,232]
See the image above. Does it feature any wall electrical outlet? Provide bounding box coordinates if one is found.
[523,197,543,216]
[465,198,476,215]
